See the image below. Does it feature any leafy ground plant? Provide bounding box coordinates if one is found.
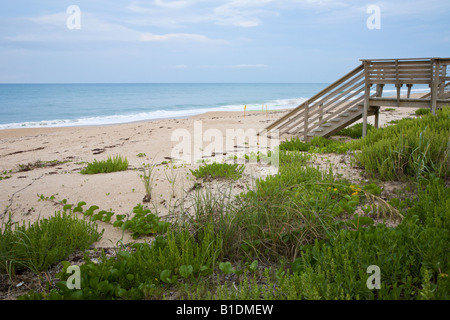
[80,155,128,174]
[113,204,171,239]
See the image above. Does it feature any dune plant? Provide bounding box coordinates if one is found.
[415,108,431,116]
[80,155,128,174]
[140,163,156,203]
[113,204,170,239]
[0,210,101,275]
[351,107,450,180]
[335,123,374,139]
[279,136,350,154]
[190,162,245,180]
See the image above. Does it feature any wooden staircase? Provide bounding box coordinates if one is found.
[261,58,450,141]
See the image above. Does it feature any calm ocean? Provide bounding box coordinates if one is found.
[0,83,429,130]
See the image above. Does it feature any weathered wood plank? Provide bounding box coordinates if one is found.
[267,57,449,138]
[262,64,364,133]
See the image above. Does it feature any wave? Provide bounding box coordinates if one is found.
[0,97,307,130]
[0,86,429,130]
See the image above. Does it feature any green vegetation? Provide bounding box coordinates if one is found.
[280,136,350,154]
[63,200,170,240]
[80,155,128,174]
[140,164,156,202]
[0,175,11,181]
[113,204,171,239]
[351,107,450,181]
[335,123,374,139]
[190,162,245,180]
[0,210,101,275]
[415,108,431,116]
[5,108,449,300]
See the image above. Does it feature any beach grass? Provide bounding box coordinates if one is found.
[351,107,450,181]
[80,155,129,175]
[0,210,101,276]
[190,162,245,180]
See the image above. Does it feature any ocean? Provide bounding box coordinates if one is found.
[0,83,430,130]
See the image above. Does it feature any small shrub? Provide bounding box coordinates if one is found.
[335,123,374,139]
[351,107,450,180]
[80,155,128,174]
[190,162,245,180]
[280,136,349,154]
[0,211,101,274]
[113,204,170,239]
[415,108,431,116]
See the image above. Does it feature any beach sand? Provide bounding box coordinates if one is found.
[0,105,421,247]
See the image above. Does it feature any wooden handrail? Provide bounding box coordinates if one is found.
[262,63,364,133]
[264,58,450,139]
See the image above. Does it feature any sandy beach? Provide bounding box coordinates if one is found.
[0,106,420,247]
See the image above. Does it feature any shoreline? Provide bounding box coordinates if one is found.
[0,108,291,138]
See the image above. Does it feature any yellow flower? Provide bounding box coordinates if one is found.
[439,273,448,278]
[352,192,359,196]
[333,188,337,192]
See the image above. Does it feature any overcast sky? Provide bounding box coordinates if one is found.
[1,0,449,83]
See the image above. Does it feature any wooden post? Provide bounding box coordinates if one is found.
[406,84,413,98]
[374,107,380,129]
[431,59,439,115]
[438,64,446,98]
[303,101,309,141]
[395,60,401,107]
[376,84,384,97]
[362,61,370,137]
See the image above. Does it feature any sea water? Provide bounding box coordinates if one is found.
[0,83,430,129]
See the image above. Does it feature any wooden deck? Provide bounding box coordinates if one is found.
[261,57,450,140]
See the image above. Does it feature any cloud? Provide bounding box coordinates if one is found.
[212,0,276,27]
[154,0,190,9]
[139,32,228,44]
[3,9,228,46]
[172,64,188,68]
[230,64,268,68]
[126,0,278,28]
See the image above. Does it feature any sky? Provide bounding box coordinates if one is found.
[0,0,449,83]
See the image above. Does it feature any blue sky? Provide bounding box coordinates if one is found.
[0,0,449,83]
